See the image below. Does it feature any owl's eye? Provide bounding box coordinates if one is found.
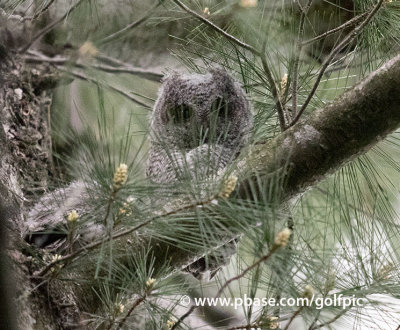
[167,105,194,124]
[211,97,230,118]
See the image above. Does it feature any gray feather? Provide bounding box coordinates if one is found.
[146,69,253,278]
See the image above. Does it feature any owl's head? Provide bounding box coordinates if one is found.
[150,69,253,152]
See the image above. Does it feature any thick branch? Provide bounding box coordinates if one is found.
[237,53,400,200]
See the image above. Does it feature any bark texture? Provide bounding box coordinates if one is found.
[0,52,63,328]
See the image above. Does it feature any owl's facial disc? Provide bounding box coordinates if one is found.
[163,96,235,150]
[164,104,201,150]
[206,96,233,144]
[210,97,230,120]
[166,104,194,124]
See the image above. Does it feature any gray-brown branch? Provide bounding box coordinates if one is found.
[237,53,400,201]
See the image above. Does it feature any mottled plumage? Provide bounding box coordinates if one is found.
[146,69,253,184]
[23,69,252,280]
[23,181,104,250]
[146,69,253,278]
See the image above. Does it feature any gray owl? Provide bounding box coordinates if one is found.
[146,68,253,184]
[146,69,253,278]
[23,69,253,280]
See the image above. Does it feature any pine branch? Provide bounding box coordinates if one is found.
[171,305,196,330]
[33,52,400,303]
[171,0,259,55]
[56,67,153,109]
[215,245,281,299]
[24,50,163,82]
[19,0,87,53]
[301,11,369,47]
[97,0,165,45]
[173,231,290,329]
[260,41,287,131]
[283,307,303,330]
[29,53,400,321]
[291,0,313,117]
[310,307,351,330]
[289,0,385,127]
[238,52,400,200]
[114,295,146,330]
[34,194,220,278]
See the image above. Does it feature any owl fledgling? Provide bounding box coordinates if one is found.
[146,69,253,184]
[146,69,253,279]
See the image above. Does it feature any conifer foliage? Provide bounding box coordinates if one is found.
[1,0,400,329]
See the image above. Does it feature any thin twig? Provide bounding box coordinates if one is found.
[25,0,57,21]
[301,11,368,47]
[114,295,146,330]
[35,195,219,277]
[19,0,86,53]
[24,50,163,82]
[310,307,351,329]
[225,322,260,330]
[0,8,24,21]
[289,0,384,128]
[171,0,289,132]
[88,63,163,81]
[172,0,259,55]
[98,0,164,44]
[24,52,67,64]
[0,1,57,21]
[216,244,280,299]
[283,307,304,330]
[56,67,152,109]
[292,0,313,118]
[103,191,116,227]
[260,41,286,131]
[171,305,197,330]
[95,54,132,67]
[307,305,322,329]
[247,57,371,89]
[172,244,282,329]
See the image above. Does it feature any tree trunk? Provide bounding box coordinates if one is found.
[0,51,65,328]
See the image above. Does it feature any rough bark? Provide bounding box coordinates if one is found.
[0,51,63,328]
